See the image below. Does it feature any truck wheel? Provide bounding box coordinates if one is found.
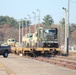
[3,51,8,58]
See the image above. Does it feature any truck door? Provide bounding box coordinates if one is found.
[0,46,2,54]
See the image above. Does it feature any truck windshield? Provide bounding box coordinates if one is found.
[27,34,33,38]
[44,29,56,34]
[7,39,15,42]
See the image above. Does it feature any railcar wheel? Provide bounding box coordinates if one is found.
[19,51,23,56]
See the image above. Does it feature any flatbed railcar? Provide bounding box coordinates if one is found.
[6,27,60,56]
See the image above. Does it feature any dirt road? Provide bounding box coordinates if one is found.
[0,54,76,75]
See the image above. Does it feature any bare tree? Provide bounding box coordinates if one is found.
[4,27,19,41]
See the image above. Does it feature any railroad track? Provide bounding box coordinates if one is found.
[25,56,76,70]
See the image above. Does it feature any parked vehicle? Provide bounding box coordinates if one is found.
[0,45,11,58]
[7,38,16,47]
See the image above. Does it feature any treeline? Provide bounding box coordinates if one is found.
[0,16,18,28]
[0,16,31,29]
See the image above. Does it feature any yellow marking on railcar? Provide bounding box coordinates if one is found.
[16,47,23,51]
[56,48,61,51]
[43,48,50,51]
[23,47,31,51]
[35,48,44,51]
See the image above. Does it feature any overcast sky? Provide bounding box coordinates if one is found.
[0,0,76,24]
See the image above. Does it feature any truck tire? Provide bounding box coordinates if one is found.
[3,51,8,58]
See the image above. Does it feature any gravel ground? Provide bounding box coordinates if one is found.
[0,63,8,75]
[0,54,76,75]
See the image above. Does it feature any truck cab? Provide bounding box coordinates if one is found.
[0,45,11,58]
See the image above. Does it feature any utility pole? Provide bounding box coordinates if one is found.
[67,0,70,56]
[62,7,68,55]
[28,15,31,47]
[33,12,36,32]
[24,18,27,34]
[37,9,40,28]
[19,21,21,46]
[21,19,23,47]
[24,18,27,47]
[28,15,31,33]
[62,0,70,56]
[37,9,41,47]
